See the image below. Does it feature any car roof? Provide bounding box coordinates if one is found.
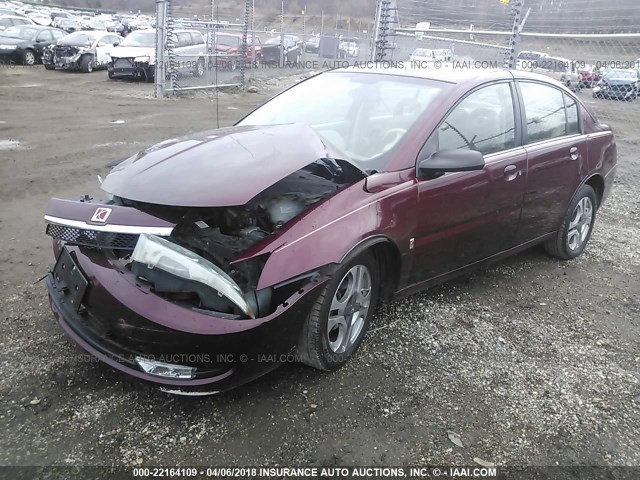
[7,24,51,29]
[333,66,574,88]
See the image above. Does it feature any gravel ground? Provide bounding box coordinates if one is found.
[0,64,638,473]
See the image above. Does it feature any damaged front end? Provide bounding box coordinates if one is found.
[43,44,89,70]
[44,124,367,390]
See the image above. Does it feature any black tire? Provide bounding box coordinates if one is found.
[544,184,597,260]
[146,66,155,82]
[80,54,94,73]
[194,58,205,77]
[22,49,36,66]
[44,63,55,70]
[108,70,115,79]
[297,251,379,371]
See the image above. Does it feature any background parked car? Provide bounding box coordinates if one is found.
[578,64,601,88]
[533,57,581,91]
[261,35,301,65]
[109,29,206,80]
[0,24,65,65]
[43,30,123,73]
[304,36,319,54]
[593,68,640,100]
[409,47,452,63]
[52,17,81,33]
[0,14,33,33]
[341,41,359,58]
[209,32,262,69]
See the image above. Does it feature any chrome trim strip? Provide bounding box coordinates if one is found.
[44,215,173,236]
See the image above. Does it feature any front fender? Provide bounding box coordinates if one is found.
[251,170,417,290]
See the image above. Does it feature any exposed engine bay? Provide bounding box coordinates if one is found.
[114,158,366,317]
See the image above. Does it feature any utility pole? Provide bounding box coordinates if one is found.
[280,0,285,68]
[251,0,255,71]
[302,6,306,40]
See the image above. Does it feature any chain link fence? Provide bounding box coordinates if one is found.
[379,0,640,126]
[154,0,378,97]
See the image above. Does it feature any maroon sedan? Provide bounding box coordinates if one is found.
[44,68,616,394]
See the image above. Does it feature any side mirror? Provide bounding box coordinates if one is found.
[418,149,485,177]
[113,42,120,47]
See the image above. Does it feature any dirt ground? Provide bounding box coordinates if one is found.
[0,64,638,473]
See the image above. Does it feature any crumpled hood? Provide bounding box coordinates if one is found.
[101,124,342,207]
[109,46,154,58]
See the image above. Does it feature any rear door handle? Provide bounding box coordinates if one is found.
[570,146,580,161]
[504,164,519,181]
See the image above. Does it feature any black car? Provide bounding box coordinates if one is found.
[0,24,65,65]
[304,36,319,54]
[261,35,301,66]
[593,68,640,100]
[52,17,82,33]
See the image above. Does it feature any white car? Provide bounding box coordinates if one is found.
[515,50,549,71]
[410,48,452,63]
[0,14,34,33]
[532,56,582,91]
[43,30,123,72]
[342,41,359,58]
[108,29,206,81]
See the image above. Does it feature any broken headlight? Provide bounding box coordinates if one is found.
[131,233,255,318]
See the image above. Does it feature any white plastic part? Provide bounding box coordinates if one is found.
[131,233,255,318]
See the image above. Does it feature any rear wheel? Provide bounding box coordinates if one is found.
[544,185,597,260]
[194,58,205,77]
[297,252,379,371]
[80,54,94,73]
[23,49,36,66]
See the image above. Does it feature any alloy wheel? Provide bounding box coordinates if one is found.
[24,51,35,66]
[567,196,593,251]
[327,265,372,354]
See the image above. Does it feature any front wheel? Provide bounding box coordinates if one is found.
[544,185,597,260]
[44,63,55,70]
[297,252,379,371]
[194,58,205,77]
[80,54,94,73]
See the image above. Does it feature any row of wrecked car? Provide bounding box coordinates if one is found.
[0,0,155,36]
[41,29,307,80]
[516,50,640,100]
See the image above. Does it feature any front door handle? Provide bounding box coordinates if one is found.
[570,146,580,161]
[504,164,519,181]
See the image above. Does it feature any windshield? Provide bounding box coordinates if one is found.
[1,26,38,39]
[121,31,155,47]
[59,32,96,46]
[605,69,637,79]
[238,71,448,171]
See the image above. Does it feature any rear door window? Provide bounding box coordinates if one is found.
[519,82,569,143]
